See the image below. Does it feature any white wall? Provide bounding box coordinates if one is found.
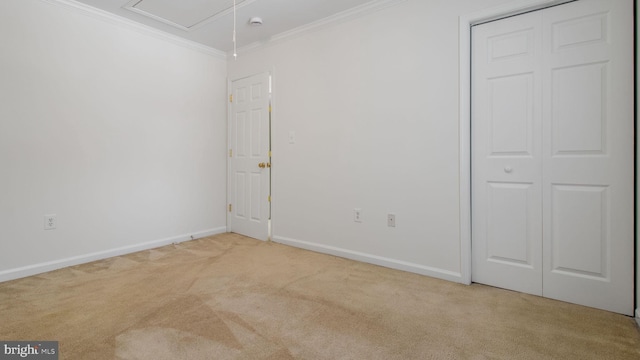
[0,0,228,280]
[228,0,514,281]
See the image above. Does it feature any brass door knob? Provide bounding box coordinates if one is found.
[258,162,266,168]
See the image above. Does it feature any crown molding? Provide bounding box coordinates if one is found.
[234,0,408,56]
[40,0,227,59]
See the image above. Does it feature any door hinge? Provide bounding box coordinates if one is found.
[229,94,233,103]
[228,204,232,212]
[229,149,233,157]
[268,150,272,157]
[268,196,271,202]
[269,105,272,113]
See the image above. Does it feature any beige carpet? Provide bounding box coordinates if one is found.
[0,233,638,359]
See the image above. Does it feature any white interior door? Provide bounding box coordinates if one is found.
[471,10,544,296]
[472,0,634,315]
[228,72,271,241]
[540,0,634,315]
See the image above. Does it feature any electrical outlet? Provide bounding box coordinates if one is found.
[387,214,396,227]
[44,214,57,230]
[354,208,362,223]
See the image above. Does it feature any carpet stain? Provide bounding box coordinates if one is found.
[115,327,235,360]
[134,295,243,350]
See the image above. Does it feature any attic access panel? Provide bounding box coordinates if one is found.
[125,0,250,31]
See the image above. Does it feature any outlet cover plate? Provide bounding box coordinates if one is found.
[44,214,57,230]
[387,214,396,227]
[354,208,362,223]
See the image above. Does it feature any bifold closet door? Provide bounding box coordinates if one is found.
[472,0,633,315]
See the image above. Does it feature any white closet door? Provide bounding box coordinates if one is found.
[472,0,633,315]
[472,10,544,296]
[540,0,634,315]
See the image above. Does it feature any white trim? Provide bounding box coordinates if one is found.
[40,0,227,59]
[235,0,408,55]
[267,68,275,241]
[636,309,640,327]
[226,77,232,234]
[267,66,277,241]
[273,236,463,283]
[0,227,227,283]
[458,0,577,286]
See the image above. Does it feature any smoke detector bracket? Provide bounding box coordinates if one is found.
[249,17,263,26]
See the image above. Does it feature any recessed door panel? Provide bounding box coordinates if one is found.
[236,86,246,103]
[552,13,607,51]
[489,29,534,62]
[251,110,262,157]
[251,83,262,101]
[250,172,262,221]
[235,172,246,219]
[235,111,247,157]
[551,185,608,279]
[552,63,606,155]
[489,74,533,156]
[486,182,534,267]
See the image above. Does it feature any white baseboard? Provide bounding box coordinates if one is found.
[272,235,463,283]
[0,227,227,283]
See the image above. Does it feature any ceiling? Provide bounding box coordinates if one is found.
[72,0,385,52]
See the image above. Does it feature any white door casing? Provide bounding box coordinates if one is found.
[471,0,634,315]
[228,72,271,241]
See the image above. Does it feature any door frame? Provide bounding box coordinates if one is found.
[226,70,273,239]
[459,0,591,285]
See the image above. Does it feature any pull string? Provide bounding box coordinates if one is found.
[233,0,237,59]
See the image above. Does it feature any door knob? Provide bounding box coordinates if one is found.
[504,166,513,173]
[258,162,266,168]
